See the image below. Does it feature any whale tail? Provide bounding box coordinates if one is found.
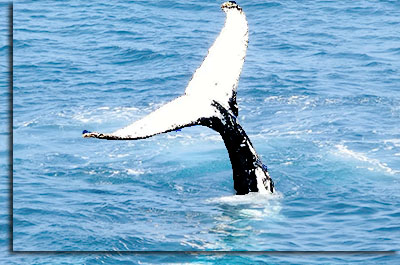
[83,2,274,194]
[83,1,247,140]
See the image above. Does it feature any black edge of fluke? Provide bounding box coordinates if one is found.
[221,1,242,12]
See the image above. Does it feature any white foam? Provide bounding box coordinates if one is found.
[240,205,282,219]
[286,129,313,135]
[97,106,110,110]
[384,139,400,147]
[22,118,38,127]
[108,153,130,158]
[126,169,145,175]
[209,191,282,203]
[334,144,399,175]
[207,191,283,219]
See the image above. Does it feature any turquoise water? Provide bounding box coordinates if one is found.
[1,0,400,263]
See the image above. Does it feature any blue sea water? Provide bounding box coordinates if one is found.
[1,0,400,263]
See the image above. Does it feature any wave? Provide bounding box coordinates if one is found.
[333,144,399,175]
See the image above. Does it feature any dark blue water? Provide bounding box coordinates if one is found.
[1,0,400,263]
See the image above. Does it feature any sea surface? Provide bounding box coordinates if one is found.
[1,0,400,264]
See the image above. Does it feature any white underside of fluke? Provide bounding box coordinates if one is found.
[184,9,248,110]
[112,96,218,138]
[110,8,248,139]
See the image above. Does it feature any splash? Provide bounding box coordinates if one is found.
[207,192,283,219]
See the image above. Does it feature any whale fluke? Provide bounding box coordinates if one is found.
[83,1,274,195]
[83,96,217,140]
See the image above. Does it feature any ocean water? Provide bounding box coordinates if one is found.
[1,0,400,263]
